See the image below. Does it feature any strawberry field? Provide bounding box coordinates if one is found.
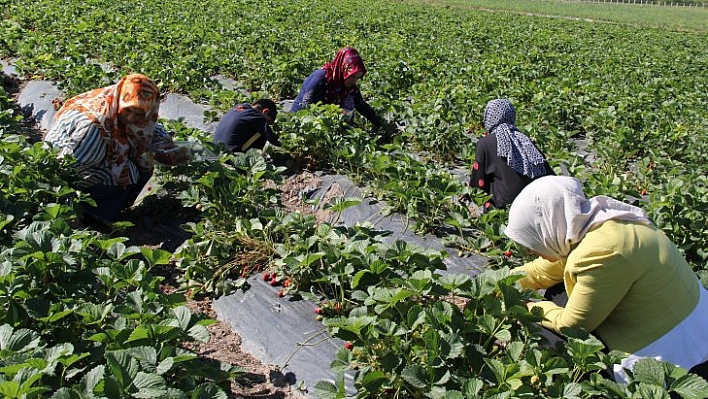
[2,0,708,397]
[423,0,708,31]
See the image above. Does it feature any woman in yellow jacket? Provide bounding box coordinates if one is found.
[505,176,708,382]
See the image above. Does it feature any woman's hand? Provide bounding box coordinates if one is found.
[527,301,540,311]
[153,143,191,165]
[170,146,191,164]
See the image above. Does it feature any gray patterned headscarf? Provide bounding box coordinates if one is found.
[483,99,547,179]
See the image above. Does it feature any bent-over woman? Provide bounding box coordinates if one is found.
[45,73,186,223]
[290,47,384,128]
[505,176,708,382]
[470,99,554,208]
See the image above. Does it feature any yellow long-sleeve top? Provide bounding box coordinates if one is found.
[516,220,700,353]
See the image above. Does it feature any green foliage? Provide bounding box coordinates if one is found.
[319,269,708,398]
[320,269,580,397]
[0,85,21,134]
[0,135,84,243]
[4,0,707,263]
[167,146,286,297]
[0,129,245,397]
[273,219,447,305]
[2,0,707,397]
[425,0,708,31]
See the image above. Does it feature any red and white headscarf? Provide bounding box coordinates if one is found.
[55,74,160,187]
[322,47,367,106]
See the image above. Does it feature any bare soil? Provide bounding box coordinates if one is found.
[169,285,309,399]
[121,171,327,399]
[121,164,355,398]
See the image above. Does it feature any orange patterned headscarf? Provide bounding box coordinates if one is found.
[323,47,367,106]
[55,74,160,187]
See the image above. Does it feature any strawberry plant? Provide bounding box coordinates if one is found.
[156,138,287,296]
[0,137,86,242]
[318,268,708,398]
[0,129,248,396]
[273,215,447,306]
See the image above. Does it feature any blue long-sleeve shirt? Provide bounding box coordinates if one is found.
[290,69,380,127]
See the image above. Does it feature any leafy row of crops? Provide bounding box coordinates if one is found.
[417,0,708,30]
[0,89,249,397]
[573,0,708,5]
[7,0,705,265]
[2,0,708,397]
[3,91,708,398]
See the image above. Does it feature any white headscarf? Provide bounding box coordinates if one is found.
[504,176,652,260]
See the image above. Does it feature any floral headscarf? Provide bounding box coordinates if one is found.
[483,99,548,179]
[322,47,367,106]
[505,176,652,260]
[55,74,160,187]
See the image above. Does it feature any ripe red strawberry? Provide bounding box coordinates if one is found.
[270,278,279,286]
[283,279,291,288]
[278,290,284,297]
[344,341,354,350]
[504,250,512,258]
[314,307,322,314]
[640,189,647,196]
[484,202,492,209]
[262,272,271,281]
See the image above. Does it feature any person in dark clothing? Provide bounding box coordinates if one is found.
[470,99,554,208]
[214,99,280,152]
[290,47,385,129]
